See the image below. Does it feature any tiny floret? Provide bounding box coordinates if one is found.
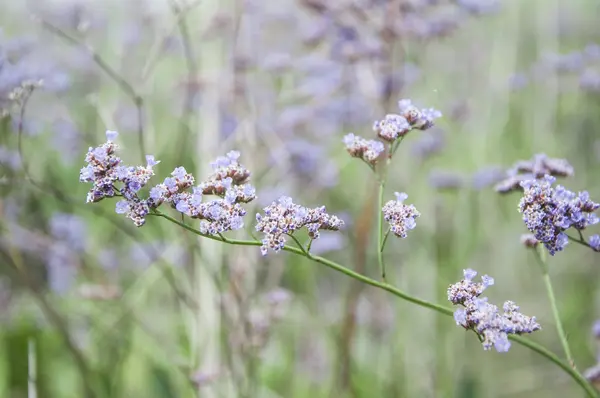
[382,192,420,238]
[448,270,540,352]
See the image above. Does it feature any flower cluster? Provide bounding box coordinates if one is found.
[343,99,441,165]
[80,131,256,232]
[255,196,344,256]
[495,153,574,194]
[448,269,541,352]
[518,175,599,255]
[1,79,44,117]
[342,133,384,165]
[382,192,420,238]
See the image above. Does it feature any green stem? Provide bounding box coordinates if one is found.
[288,234,308,255]
[377,181,387,282]
[567,233,591,249]
[150,210,597,397]
[381,228,391,252]
[535,248,576,369]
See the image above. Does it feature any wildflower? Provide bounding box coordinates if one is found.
[372,114,411,142]
[448,269,541,352]
[255,196,344,255]
[495,153,574,194]
[397,99,442,130]
[343,133,384,165]
[382,192,420,238]
[518,175,599,255]
[80,131,255,230]
[162,152,256,235]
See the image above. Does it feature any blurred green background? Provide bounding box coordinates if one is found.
[1,0,600,397]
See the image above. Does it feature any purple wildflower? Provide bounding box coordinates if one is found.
[448,269,540,352]
[382,192,420,238]
[397,99,442,130]
[255,196,344,256]
[372,114,411,142]
[518,175,599,255]
[343,133,385,165]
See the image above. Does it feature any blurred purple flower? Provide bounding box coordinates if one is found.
[46,242,77,295]
[0,146,21,170]
[471,166,507,190]
[429,170,465,190]
[49,212,87,252]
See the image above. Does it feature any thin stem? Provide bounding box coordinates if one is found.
[377,181,387,282]
[288,234,308,255]
[567,233,591,249]
[380,228,391,252]
[535,248,576,369]
[151,210,598,397]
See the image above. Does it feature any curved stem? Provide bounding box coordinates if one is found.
[150,210,597,397]
[535,248,576,369]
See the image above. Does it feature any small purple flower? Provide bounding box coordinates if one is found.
[255,196,344,255]
[146,155,160,167]
[464,269,477,281]
[518,175,599,255]
[373,114,411,142]
[172,167,188,179]
[343,133,385,165]
[448,270,540,353]
[397,99,442,130]
[115,200,129,214]
[106,130,118,141]
[382,192,420,238]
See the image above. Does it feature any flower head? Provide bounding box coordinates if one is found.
[397,99,442,130]
[343,134,385,165]
[382,192,420,238]
[372,114,411,142]
[80,133,255,230]
[448,270,540,352]
[255,196,344,255]
[518,175,599,255]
